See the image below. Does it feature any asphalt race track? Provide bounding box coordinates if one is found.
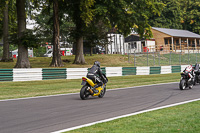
[1,82,200,133]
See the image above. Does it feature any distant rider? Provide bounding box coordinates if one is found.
[183,65,194,81]
[87,61,105,93]
[194,63,200,73]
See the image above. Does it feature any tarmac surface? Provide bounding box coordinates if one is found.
[0,82,200,133]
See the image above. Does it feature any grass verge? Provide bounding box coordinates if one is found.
[0,53,198,68]
[0,55,131,68]
[67,100,200,133]
[0,73,180,100]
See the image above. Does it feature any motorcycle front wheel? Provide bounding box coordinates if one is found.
[80,85,90,100]
[179,79,186,90]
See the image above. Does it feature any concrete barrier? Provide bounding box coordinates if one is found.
[67,68,88,79]
[0,65,190,82]
[13,68,42,81]
[161,66,171,74]
[136,67,150,75]
[105,67,122,77]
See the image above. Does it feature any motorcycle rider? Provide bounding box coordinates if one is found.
[183,64,194,82]
[87,61,105,93]
[194,63,200,72]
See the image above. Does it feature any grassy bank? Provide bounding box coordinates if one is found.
[0,54,132,68]
[0,53,198,68]
[0,73,180,100]
[67,100,200,133]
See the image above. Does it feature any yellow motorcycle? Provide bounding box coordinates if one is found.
[80,74,108,100]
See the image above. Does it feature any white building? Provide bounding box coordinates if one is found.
[106,33,155,55]
[107,33,125,54]
[124,34,155,53]
[11,49,34,58]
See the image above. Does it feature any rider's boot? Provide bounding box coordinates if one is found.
[92,85,99,93]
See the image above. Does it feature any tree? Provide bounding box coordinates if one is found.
[50,0,63,67]
[0,0,16,62]
[149,0,200,34]
[34,7,53,45]
[103,0,163,38]
[1,2,11,62]
[149,0,183,29]
[179,0,200,34]
[0,1,5,38]
[66,0,95,64]
[84,20,109,56]
[33,0,70,66]
[16,0,162,66]
[63,0,163,64]
[15,0,30,68]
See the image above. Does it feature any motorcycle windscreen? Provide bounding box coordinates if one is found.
[81,81,87,85]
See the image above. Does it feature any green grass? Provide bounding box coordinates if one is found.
[0,54,132,68]
[0,73,180,100]
[67,100,200,133]
[0,53,200,68]
[132,53,200,67]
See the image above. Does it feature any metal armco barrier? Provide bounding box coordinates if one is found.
[150,67,161,75]
[0,69,13,81]
[122,67,136,76]
[172,66,181,73]
[42,68,66,80]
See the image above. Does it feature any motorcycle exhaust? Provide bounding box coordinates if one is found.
[88,87,94,95]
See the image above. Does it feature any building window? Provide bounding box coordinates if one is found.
[169,39,171,44]
[192,40,195,47]
[134,42,137,48]
[176,40,179,45]
[164,38,168,45]
[131,44,134,48]
[197,40,200,46]
[189,40,191,45]
[131,42,137,49]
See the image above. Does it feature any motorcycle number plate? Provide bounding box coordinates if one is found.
[81,81,87,85]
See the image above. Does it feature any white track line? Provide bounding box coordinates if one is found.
[52,98,200,133]
[0,82,178,102]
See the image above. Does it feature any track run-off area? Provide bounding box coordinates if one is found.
[1,82,200,133]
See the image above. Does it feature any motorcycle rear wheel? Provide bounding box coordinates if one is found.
[179,79,186,90]
[98,86,106,98]
[80,85,90,100]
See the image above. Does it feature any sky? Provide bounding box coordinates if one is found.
[26,18,38,29]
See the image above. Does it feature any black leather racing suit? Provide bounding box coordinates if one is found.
[194,63,200,72]
[87,64,104,89]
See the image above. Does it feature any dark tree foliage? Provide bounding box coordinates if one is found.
[149,0,183,29]
[61,0,163,64]
[84,20,109,55]
[149,0,200,34]
[0,0,16,62]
